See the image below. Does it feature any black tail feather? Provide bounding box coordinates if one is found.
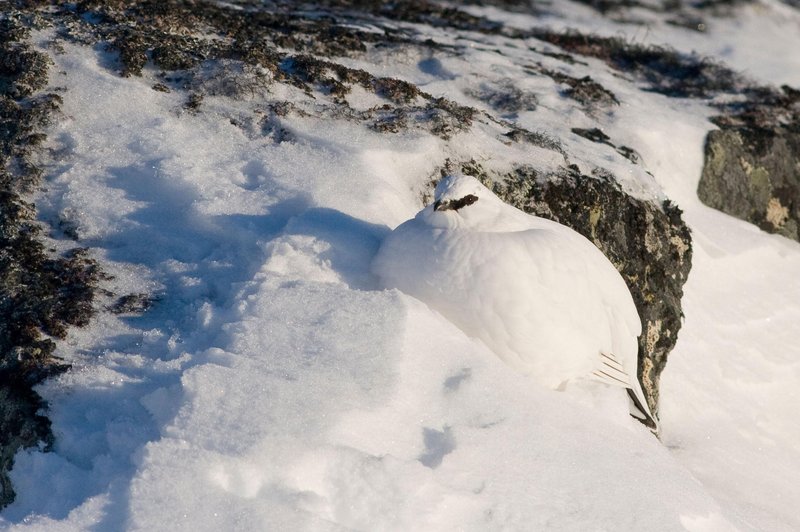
[627,388,659,435]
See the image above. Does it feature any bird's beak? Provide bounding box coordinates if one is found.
[433,200,446,211]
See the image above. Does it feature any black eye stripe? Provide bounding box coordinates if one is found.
[450,194,479,211]
[434,194,479,211]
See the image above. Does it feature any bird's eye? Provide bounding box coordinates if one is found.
[462,195,478,207]
[451,194,478,211]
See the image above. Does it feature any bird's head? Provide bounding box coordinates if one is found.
[420,173,501,229]
[432,173,488,211]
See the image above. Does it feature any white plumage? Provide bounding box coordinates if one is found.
[373,173,656,428]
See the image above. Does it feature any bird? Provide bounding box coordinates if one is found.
[372,173,657,430]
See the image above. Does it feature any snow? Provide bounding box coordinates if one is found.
[2,1,800,531]
[471,0,800,88]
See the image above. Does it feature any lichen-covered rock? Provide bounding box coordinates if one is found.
[699,126,800,240]
[459,161,692,418]
[698,82,800,241]
[0,12,101,508]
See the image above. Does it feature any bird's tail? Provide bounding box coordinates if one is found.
[593,351,659,435]
[626,388,659,435]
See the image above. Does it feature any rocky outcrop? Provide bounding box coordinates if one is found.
[699,126,800,240]
[513,13,800,246]
[0,13,101,507]
[551,6,800,243]
[533,5,800,243]
[699,86,800,241]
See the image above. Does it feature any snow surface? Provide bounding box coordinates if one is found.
[2,2,800,531]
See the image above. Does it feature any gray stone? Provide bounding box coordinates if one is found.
[699,127,800,241]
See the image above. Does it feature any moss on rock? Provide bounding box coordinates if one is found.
[699,127,800,240]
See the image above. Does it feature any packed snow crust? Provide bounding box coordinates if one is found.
[2,2,799,531]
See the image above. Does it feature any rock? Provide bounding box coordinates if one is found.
[699,126,800,240]
[537,69,619,112]
[0,12,101,508]
[0,382,56,508]
[698,84,800,241]
[571,127,641,164]
[531,29,746,98]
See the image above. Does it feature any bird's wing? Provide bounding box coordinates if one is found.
[438,227,634,386]
[373,218,643,391]
[515,226,655,424]
[592,350,635,388]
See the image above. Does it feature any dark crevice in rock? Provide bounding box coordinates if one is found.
[572,127,642,164]
[536,67,619,110]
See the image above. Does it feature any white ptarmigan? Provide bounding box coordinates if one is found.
[373,173,657,429]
